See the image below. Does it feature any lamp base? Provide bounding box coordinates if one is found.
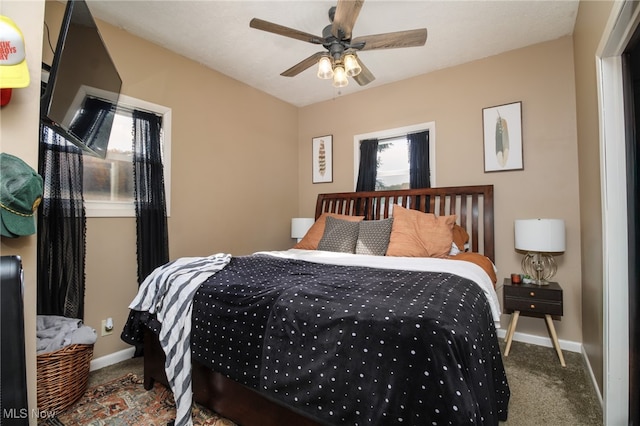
[530,278,551,286]
[521,252,557,285]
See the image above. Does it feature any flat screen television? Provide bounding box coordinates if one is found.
[40,0,121,159]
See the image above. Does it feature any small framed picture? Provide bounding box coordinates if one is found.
[312,135,333,183]
[482,101,523,172]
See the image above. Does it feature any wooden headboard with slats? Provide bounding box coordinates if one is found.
[315,185,495,263]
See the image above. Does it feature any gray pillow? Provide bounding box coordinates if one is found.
[317,216,360,253]
[356,218,394,256]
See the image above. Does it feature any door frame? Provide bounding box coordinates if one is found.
[596,1,640,424]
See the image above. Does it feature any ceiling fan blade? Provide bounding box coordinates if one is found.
[352,57,375,86]
[250,18,325,45]
[281,52,326,77]
[352,28,427,51]
[331,0,364,40]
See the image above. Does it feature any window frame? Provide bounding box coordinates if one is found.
[84,94,172,218]
[353,121,436,190]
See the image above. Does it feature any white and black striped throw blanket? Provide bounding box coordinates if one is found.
[128,253,232,426]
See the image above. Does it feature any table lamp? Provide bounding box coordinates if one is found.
[291,218,315,242]
[514,218,565,285]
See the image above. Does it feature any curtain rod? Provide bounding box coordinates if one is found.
[362,129,429,144]
[83,95,162,118]
[115,103,162,118]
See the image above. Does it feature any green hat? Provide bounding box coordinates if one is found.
[0,153,44,238]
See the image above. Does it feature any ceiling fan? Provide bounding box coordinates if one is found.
[249,0,427,87]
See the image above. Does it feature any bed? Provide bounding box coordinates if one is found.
[123,185,509,426]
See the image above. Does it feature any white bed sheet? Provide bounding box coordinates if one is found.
[256,249,502,328]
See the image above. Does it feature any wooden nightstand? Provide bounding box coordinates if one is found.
[503,278,566,367]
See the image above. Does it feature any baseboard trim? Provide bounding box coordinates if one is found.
[581,345,604,407]
[90,347,136,372]
[94,332,582,368]
[496,328,582,353]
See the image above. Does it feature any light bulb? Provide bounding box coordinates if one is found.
[344,54,361,77]
[332,65,348,87]
[317,56,334,80]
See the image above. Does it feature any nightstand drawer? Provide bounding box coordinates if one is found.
[504,285,562,302]
[504,297,563,316]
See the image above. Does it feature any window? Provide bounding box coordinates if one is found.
[376,137,411,190]
[83,95,171,217]
[353,122,436,189]
[83,111,134,203]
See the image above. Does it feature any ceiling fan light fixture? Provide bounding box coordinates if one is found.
[344,54,361,77]
[317,56,334,80]
[251,2,428,91]
[332,65,348,87]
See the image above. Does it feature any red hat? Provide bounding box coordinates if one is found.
[0,87,11,107]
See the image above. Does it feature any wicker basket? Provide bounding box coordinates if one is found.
[37,343,93,414]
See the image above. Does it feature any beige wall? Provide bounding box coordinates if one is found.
[298,36,584,343]
[573,0,614,393]
[42,1,299,359]
[0,1,45,422]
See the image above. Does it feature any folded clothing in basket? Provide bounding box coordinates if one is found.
[36,315,96,355]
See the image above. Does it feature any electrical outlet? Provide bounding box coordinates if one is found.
[101,319,113,336]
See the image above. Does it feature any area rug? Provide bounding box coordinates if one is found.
[41,373,236,426]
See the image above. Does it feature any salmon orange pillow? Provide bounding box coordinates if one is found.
[294,213,364,250]
[386,205,456,258]
[452,224,469,251]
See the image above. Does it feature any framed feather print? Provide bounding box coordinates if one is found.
[312,135,333,183]
[482,101,523,172]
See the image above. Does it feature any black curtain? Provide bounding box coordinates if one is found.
[355,138,379,192]
[37,125,87,319]
[408,130,430,189]
[133,109,169,285]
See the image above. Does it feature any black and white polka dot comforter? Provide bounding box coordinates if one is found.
[189,250,509,425]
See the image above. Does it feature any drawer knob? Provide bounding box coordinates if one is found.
[529,291,536,297]
[530,304,536,309]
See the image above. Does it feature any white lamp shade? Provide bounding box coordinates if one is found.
[514,219,566,253]
[291,218,315,239]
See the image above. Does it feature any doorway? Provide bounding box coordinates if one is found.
[598,1,639,424]
[596,0,640,425]
[622,27,639,426]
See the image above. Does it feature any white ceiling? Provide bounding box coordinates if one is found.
[86,0,579,107]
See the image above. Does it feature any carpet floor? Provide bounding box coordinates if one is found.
[49,340,602,425]
[498,340,602,425]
